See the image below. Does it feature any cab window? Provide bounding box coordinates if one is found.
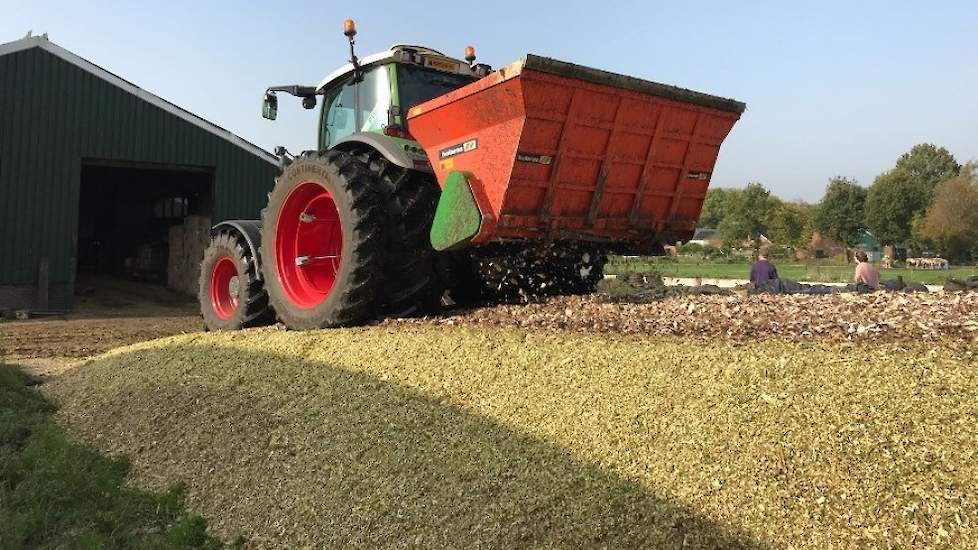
[322,77,356,147]
[397,64,475,111]
[358,65,391,133]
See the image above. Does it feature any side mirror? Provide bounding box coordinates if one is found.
[262,92,278,120]
[301,95,317,110]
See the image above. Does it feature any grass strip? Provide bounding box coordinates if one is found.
[0,363,224,549]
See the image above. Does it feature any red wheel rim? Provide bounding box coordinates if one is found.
[210,256,240,320]
[275,181,343,309]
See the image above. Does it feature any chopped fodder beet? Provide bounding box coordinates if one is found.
[44,327,978,548]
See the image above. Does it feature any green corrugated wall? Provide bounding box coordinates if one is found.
[0,46,277,305]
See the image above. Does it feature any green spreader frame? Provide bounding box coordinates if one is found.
[429,171,482,251]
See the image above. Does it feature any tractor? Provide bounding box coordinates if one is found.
[198,19,746,331]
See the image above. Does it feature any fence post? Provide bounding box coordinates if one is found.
[37,257,49,310]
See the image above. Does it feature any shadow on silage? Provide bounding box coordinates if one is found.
[0,364,221,549]
[52,343,766,549]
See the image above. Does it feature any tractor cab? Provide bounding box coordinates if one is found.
[263,20,490,171]
[315,45,487,167]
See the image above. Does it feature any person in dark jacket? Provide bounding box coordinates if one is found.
[749,246,778,289]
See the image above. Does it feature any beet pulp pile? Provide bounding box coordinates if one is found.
[39,285,978,549]
[407,288,978,343]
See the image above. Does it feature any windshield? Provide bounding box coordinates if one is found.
[397,65,476,111]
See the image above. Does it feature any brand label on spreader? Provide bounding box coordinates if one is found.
[516,152,553,165]
[687,171,711,180]
[439,139,478,160]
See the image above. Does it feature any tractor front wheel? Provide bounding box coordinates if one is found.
[261,150,386,329]
[198,230,273,330]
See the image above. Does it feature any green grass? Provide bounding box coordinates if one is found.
[0,364,225,549]
[43,327,978,548]
[606,256,978,285]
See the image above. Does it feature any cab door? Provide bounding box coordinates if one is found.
[319,64,393,149]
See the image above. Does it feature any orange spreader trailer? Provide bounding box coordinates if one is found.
[408,54,745,252]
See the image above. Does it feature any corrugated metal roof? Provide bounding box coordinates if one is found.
[0,39,279,308]
[0,35,277,165]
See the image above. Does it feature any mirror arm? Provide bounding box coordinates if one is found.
[265,85,320,98]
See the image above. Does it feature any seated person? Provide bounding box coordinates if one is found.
[853,251,880,290]
[749,247,778,289]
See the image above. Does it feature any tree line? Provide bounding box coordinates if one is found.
[700,144,977,262]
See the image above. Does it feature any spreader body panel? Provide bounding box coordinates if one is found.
[408,55,744,249]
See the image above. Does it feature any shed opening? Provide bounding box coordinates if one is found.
[76,161,214,295]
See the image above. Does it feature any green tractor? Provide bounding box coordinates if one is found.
[199,20,490,330]
[198,20,746,331]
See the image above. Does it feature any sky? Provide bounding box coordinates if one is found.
[3,0,977,202]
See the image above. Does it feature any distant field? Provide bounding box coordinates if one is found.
[606,257,978,285]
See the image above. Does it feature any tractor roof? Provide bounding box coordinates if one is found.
[316,45,480,92]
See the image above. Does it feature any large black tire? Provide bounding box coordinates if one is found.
[261,150,386,329]
[198,230,273,330]
[359,151,444,317]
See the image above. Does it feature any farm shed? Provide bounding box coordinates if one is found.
[0,35,278,311]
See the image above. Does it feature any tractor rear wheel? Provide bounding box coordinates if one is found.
[198,230,273,330]
[359,151,444,317]
[261,150,386,329]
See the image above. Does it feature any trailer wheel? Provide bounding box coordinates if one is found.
[261,150,385,329]
[198,230,272,330]
[359,151,444,317]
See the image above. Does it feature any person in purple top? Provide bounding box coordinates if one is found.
[749,246,778,289]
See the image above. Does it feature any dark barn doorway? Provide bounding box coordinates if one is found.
[76,161,213,286]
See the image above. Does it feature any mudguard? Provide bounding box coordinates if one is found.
[212,220,263,280]
[332,132,415,169]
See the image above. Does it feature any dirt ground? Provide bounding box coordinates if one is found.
[1,276,202,377]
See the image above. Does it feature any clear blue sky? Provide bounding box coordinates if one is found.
[4,0,976,201]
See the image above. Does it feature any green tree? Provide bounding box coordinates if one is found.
[865,144,960,245]
[865,169,921,245]
[767,201,815,248]
[815,176,866,248]
[716,182,778,245]
[698,188,733,228]
[915,163,978,262]
[892,143,961,205]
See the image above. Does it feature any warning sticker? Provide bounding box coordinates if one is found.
[439,139,478,160]
[424,57,460,72]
